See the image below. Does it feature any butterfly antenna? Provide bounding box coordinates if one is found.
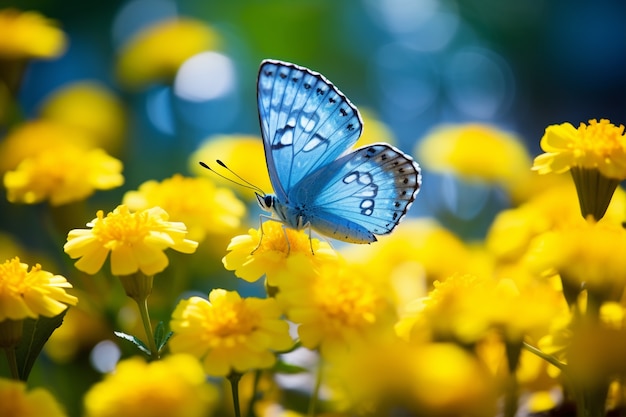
[198,161,266,195]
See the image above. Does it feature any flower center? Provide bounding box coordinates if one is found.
[315,273,379,327]
[206,301,257,338]
[574,119,626,156]
[91,206,152,249]
[0,258,29,296]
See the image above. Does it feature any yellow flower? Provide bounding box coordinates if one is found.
[4,146,123,205]
[0,257,77,321]
[527,219,626,302]
[64,205,198,276]
[344,218,476,286]
[486,179,626,262]
[0,378,67,417]
[0,9,66,59]
[417,123,532,200]
[533,119,626,178]
[122,174,246,243]
[533,119,626,220]
[418,273,563,346]
[116,18,220,89]
[83,354,219,417]
[222,220,337,285]
[0,120,95,173]
[169,289,293,377]
[328,340,497,416]
[39,81,127,155]
[190,134,271,200]
[275,258,397,357]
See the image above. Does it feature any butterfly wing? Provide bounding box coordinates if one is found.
[294,144,422,243]
[257,60,362,200]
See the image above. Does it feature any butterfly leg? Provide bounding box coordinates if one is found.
[251,214,276,255]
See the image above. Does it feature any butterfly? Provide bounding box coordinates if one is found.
[254,59,421,244]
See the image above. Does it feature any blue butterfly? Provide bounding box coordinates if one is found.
[256,59,421,244]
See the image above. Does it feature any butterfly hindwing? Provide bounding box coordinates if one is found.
[257,60,362,198]
[293,144,421,243]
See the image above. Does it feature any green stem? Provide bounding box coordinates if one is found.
[522,342,566,370]
[229,372,242,417]
[135,296,159,361]
[307,360,323,417]
[3,347,19,380]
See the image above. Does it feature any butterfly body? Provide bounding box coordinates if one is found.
[257,59,421,243]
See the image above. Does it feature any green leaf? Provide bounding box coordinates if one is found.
[15,310,67,381]
[272,359,308,374]
[113,331,151,356]
[153,321,173,352]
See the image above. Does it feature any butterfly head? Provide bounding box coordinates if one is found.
[256,193,274,212]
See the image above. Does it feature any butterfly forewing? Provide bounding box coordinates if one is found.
[257,60,363,197]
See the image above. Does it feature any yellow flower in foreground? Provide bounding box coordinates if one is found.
[116,18,220,89]
[329,340,497,416]
[0,378,67,417]
[0,9,66,59]
[169,289,293,377]
[39,81,127,155]
[64,205,198,276]
[0,257,77,321]
[123,174,246,243]
[420,273,562,345]
[190,134,271,199]
[527,219,626,302]
[275,258,397,357]
[83,354,218,417]
[533,119,626,178]
[417,123,532,200]
[222,220,337,285]
[4,146,123,205]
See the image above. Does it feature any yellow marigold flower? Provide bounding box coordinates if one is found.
[116,18,220,89]
[527,219,626,302]
[0,257,77,321]
[0,378,67,417]
[4,146,123,205]
[329,340,497,416]
[533,119,626,178]
[486,179,626,262]
[344,218,476,286]
[190,134,271,200]
[169,289,293,377]
[222,220,337,285]
[420,273,563,346]
[275,258,397,357]
[0,9,66,59]
[123,174,246,243]
[83,354,219,417]
[39,81,127,155]
[533,119,626,220]
[0,120,95,173]
[417,123,532,200]
[64,205,198,276]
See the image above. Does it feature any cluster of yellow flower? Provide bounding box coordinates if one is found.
[1,6,625,417]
